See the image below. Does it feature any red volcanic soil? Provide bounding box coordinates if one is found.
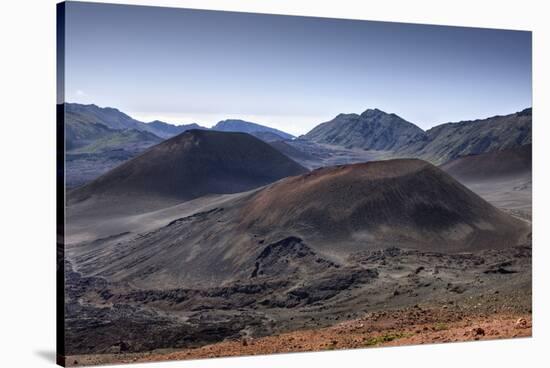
[152,313,531,360]
[64,307,531,366]
[240,159,528,252]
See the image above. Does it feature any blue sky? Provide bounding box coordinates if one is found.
[64,2,532,135]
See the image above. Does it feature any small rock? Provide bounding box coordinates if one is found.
[473,327,485,336]
[515,318,528,329]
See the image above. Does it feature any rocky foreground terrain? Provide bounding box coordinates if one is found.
[67,311,531,366]
[61,239,531,366]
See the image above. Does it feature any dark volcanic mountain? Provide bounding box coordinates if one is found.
[68,129,308,204]
[396,108,532,165]
[69,159,528,289]
[64,103,207,187]
[213,119,294,140]
[303,109,426,150]
[241,159,526,252]
[440,144,532,182]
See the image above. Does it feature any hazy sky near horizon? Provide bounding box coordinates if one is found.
[63,2,532,135]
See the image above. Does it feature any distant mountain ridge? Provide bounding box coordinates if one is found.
[212,119,295,140]
[66,103,296,142]
[147,120,206,138]
[64,103,532,187]
[395,108,532,165]
[303,108,426,151]
[65,103,205,139]
[65,103,144,131]
[302,107,531,165]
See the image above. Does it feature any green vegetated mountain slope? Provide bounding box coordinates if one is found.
[65,119,114,151]
[70,129,163,154]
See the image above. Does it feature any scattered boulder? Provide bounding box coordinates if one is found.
[515,318,528,329]
[473,327,485,336]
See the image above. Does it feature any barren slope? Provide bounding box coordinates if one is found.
[396,108,532,165]
[241,159,527,253]
[67,159,528,290]
[303,108,425,150]
[440,144,531,182]
[440,145,532,216]
[68,129,308,205]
